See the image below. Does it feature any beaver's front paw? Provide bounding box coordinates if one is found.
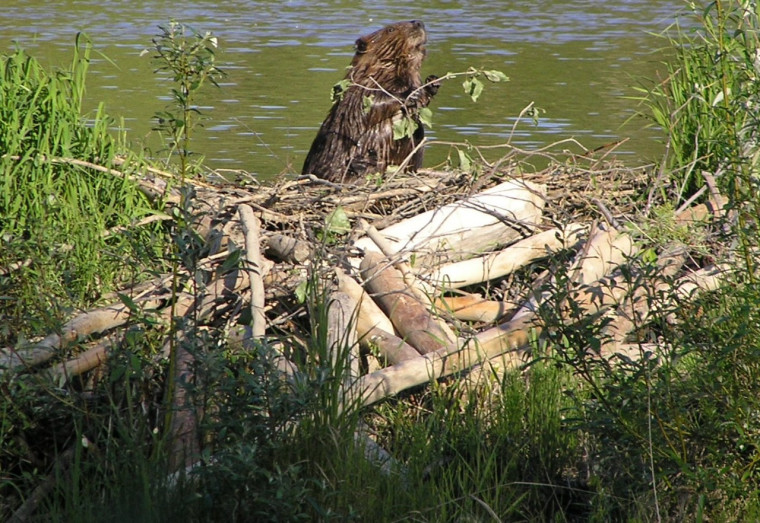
[425,75,441,96]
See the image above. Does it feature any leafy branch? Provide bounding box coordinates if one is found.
[144,21,225,181]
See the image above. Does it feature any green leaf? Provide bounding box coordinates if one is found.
[117,292,140,314]
[457,149,472,171]
[418,107,433,128]
[325,206,351,235]
[483,69,509,82]
[331,79,351,102]
[295,280,309,304]
[362,94,374,115]
[393,116,418,140]
[219,248,242,274]
[463,77,484,102]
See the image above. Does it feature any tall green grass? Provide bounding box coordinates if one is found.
[640,1,760,203]
[0,35,162,340]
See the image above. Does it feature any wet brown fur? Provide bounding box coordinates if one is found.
[302,20,439,182]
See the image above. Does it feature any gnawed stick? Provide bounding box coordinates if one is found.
[361,251,456,355]
[433,294,519,323]
[425,223,586,290]
[362,327,421,365]
[352,178,547,268]
[8,445,77,523]
[362,219,434,295]
[511,226,636,322]
[361,222,458,346]
[601,199,727,351]
[336,267,395,335]
[45,336,117,385]
[326,291,360,387]
[0,299,164,374]
[265,233,313,264]
[348,268,637,410]
[238,204,267,338]
[335,268,419,364]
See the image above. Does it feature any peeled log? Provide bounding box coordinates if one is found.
[336,268,395,336]
[434,295,518,323]
[425,223,586,290]
[361,327,421,365]
[361,252,457,355]
[0,303,151,373]
[352,179,546,268]
[326,292,360,385]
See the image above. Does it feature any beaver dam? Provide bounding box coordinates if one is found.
[0,151,729,475]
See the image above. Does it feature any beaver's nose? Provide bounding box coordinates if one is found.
[411,20,425,30]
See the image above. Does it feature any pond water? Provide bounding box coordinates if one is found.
[2,1,686,179]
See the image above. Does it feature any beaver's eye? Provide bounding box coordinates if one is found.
[387,27,395,33]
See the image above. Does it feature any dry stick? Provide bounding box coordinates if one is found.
[361,251,455,355]
[53,155,177,201]
[326,184,437,208]
[265,233,313,264]
[0,300,164,373]
[326,291,361,388]
[102,213,173,239]
[238,206,298,378]
[347,227,637,409]
[238,205,267,337]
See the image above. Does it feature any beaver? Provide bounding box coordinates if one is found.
[302,20,439,183]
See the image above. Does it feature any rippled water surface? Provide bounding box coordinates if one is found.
[2,1,686,178]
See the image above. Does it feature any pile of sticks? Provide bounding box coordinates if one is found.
[0,161,728,471]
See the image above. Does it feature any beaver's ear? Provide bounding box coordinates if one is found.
[355,37,368,54]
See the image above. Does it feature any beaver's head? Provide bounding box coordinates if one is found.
[351,20,427,84]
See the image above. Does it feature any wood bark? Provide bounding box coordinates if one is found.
[361,252,457,355]
[265,233,313,264]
